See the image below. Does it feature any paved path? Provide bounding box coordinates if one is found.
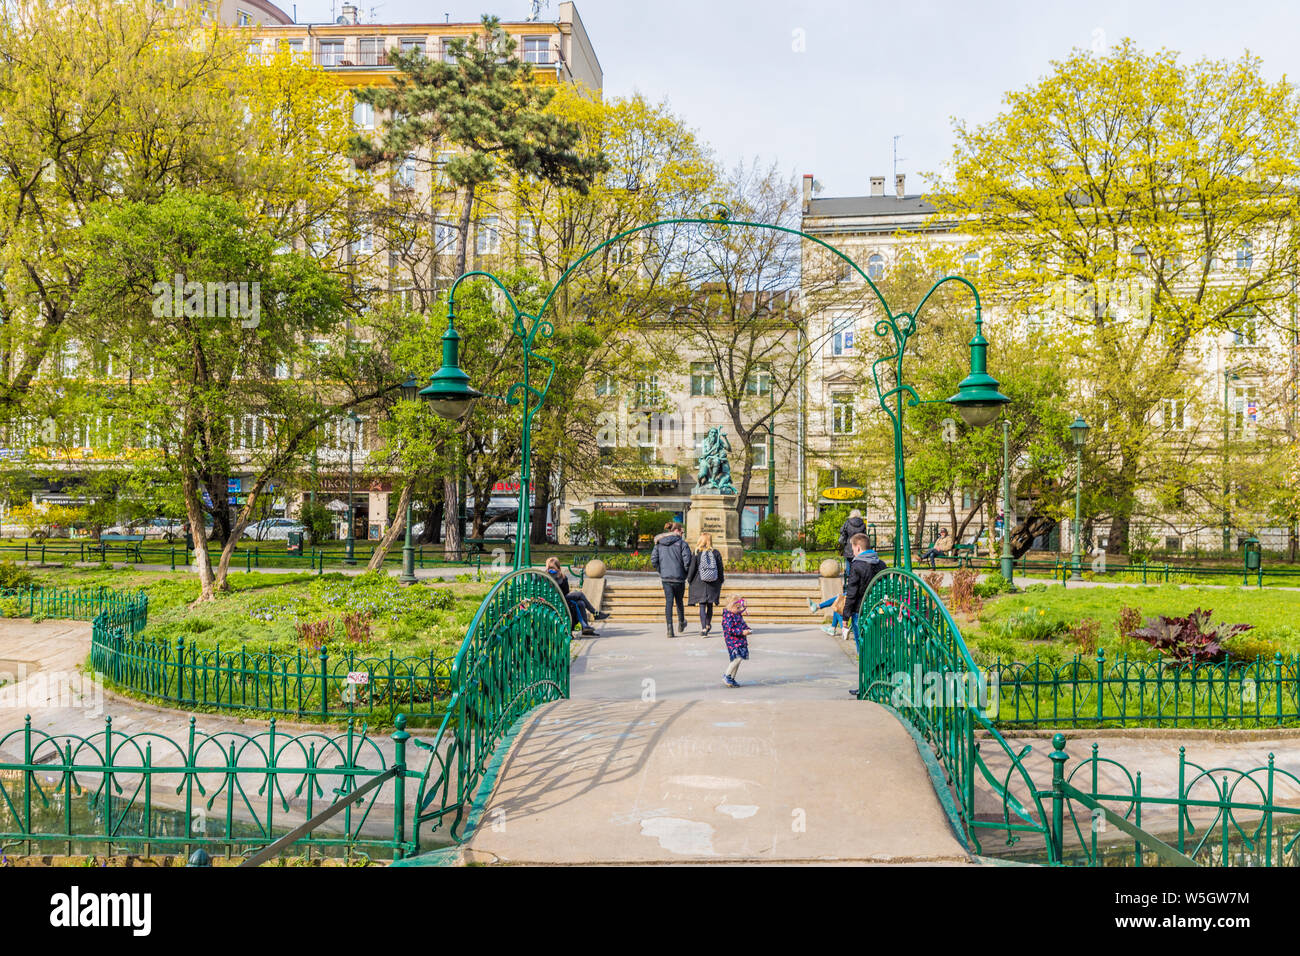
[461,620,973,864]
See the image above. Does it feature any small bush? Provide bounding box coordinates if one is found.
[0,560,34,590]
[1225,634,1281,663]
[993,608,1069,642]
[921,570,945,594]
[950,568,979,614]
[0,596,23,618]
[295,618,333,648]
[342,611,372,643]
[1131,608,1251,664]
[1067,618,1101,655]
[973,571,1012,599]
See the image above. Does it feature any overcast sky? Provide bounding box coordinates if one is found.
[293,0,1299,198]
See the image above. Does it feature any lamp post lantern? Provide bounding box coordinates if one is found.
[343,409,361,566]
[1000,419,1015,586]
[1069,417,1089,581]
[398,376,421,584]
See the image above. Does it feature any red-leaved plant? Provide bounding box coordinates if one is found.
[1131,608,1252,664]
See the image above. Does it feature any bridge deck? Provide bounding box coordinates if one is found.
[462,621,973,864]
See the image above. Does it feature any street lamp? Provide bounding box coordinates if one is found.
[873,280,1011,571]
[1069,417,1089,581]
[343,409,361,566]
[1000,420,1015,586]
[399,376,420,585]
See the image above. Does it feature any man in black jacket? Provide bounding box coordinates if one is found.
[843,532,887,696]
[651,522,693,638]
[837,508,869,587]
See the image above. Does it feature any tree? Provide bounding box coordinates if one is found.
[350,16,604,554]
[933,41,1300,554]
[77,190,390,600]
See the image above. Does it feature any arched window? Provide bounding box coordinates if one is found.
[866,254,885,281]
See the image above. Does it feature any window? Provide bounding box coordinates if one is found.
[831,394,855,435]
[236,10,253,25]
[358,37,384,66]
[475,216,499,255]
[522,36,550,63]
[961,488,975,510]
[246,39,262,56]
[752,441,768,470]
[399,38,426,55]
[309,222,332,257]
[352,229,374,255]
[962,250,979,277]
[318,40,344,66]
[1232,310,1258,347]
[352,100,375,129]
[594,373,616,397]
[1232,384,1259,437]
[690,362,715,396]
[277,38,305,55]
[395,155,416,188]
[440,37,459,63]
[518,217,537,249]
[434,221,457,252]
[831,314,855,355]
[1131,245,1147,268]
[866,254,885,281]
[745,366,772,396]
[1236,240,1253,270]
[1161,397,1186,431]
[1165,536,1182,551]
[634,376,660,408]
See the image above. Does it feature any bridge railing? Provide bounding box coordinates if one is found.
[411,568,571,844]
[858,569,1055,858]
[0,714,419,861]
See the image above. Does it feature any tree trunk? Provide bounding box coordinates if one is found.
[366,481,411,571]
[442,473,462,559]
[1106,454,1140,556]
[531,456,552,545]
[181,462,217,603]
[1009,507,1057,559]
[455,184,475,279]
[914,497,928,550]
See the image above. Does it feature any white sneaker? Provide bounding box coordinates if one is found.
[820,624,837,636]
[807,598,819,613]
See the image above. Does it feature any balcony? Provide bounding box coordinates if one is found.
[314,49,391,68]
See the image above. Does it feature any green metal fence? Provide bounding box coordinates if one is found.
[0,714,421,860]
[411,567,571,844]
[1038,735,1300,866]
[992,651,1300,728]
[857,569,1055,857]
[0,585,147,629]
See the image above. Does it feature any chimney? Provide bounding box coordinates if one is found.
[341,3,359,24]
[895,174,906,198]
[802,174,813,212]
[870,176,885,197]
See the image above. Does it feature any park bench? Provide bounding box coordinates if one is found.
[951,542,978,568]
[99,533,144,562]
[464,537,513,558]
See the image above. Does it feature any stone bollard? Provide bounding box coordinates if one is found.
[819,558,841,603]
[584,559,607,612]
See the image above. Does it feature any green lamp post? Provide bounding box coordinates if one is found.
[1223,369,1240,552]
[1068,417,1089,582]
[1000,419,1015,586]
[398,376,421,584]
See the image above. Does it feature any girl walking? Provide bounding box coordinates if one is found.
[686,532,725,636]
[720,595,751,687]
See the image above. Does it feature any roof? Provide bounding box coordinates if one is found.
[805,195,936,218]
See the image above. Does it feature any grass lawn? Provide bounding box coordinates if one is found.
[961,583,1300,667]
[23,566,493,661]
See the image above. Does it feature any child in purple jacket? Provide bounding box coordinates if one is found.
[720,595,751,687]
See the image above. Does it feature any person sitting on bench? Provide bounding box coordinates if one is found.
[918,528,954,570]
[544,557,608,635]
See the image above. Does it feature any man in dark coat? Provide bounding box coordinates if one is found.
[837,508,869,560]
[843,532,888,696]
[651,522,693,638]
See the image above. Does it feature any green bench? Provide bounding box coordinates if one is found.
[464,537,513,557]
[99,533,144,562]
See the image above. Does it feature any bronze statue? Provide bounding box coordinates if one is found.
[694,427,737,494]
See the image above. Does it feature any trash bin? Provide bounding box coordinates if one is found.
[1243,536,1261,586]
[287,531,304,556]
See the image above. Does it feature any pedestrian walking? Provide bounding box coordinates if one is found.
[686,532,725,636]
[837,508,868,588]
[650,521,692,638]
[720,595,751,687]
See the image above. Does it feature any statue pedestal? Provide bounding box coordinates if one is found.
[685,493,744,562]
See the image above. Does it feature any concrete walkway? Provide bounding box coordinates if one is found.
[460,619,973,864]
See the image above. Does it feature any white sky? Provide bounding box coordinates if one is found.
[291,0,1300,198]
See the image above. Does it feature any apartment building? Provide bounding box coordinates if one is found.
[799,172,1298,554]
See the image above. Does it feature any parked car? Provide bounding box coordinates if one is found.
[241,518,306,541]
[104,517,185,540]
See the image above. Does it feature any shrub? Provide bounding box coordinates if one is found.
[1225,633,1280,663]
[1131,608,1251,664]
[973,571,1012,598]
[1117,605,1142,641]
[295,618,333,648]
[342,611,372,644]
[950,568,979,614]
[921,570,945,594]
[0,596,22,618]
[0,560,33,590]
[994,608,1069,642]
[1067,618,1101,655]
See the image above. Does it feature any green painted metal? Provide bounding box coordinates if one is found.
[857,568,1055,857]
[0,714,419,861]
[411,567,570,845]
[992,650,1300,728]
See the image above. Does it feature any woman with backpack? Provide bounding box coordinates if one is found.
[686,532,725,636]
